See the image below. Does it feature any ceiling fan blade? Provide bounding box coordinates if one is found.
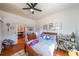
[31,3,34,8]
[31,3,37,8]
[33,3,38,7]
[34,8,42,12]
[22,8,31,10]
[26,3,32,8]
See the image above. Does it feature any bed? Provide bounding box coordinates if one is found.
[24,32,58,56]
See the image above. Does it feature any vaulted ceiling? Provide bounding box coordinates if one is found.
[0,3,78,20]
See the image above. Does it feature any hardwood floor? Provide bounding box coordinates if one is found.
[53,49,69,56]
[0,38,25,56]
[0,37,69,56]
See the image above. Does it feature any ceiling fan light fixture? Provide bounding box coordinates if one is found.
[30,9,34,12]
[22,3,42,14]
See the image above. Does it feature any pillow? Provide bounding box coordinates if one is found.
[44,35,52,40]
[40,34,53,40]
[27,39,39,46]
[47,35,55,40]
[31,39,39,45]
[48,35,56,40]
[40,34,45,38]
[39,34,46,40]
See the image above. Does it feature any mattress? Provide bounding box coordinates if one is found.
[30,40,56,56]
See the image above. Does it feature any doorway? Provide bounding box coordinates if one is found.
[18,24,25,44]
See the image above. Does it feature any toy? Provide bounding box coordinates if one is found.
[68,46,77,56]
[68,49,77,56]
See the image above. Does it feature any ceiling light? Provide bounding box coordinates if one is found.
[30,9,34,12]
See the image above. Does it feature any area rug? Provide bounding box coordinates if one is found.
[11,49,28,56]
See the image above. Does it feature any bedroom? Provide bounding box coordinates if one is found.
[0,3,79,56]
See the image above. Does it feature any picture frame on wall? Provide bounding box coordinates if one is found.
[43,24,48,30]
[27,26,34,31]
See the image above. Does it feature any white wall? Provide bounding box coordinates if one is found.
[0,10,35,46]
[37,6,79,34]
[0,10,35,36]
[0,22,2,53]
[0,21,3,53]
[0,10,35,26]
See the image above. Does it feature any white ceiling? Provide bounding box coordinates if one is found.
[0,3,78,20]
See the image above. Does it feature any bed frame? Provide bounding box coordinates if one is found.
[24,32,58,56]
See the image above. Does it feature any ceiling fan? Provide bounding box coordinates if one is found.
[22,3,42,14]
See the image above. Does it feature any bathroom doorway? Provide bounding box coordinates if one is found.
[18,24,25,44]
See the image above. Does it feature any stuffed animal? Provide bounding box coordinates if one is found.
[68,46,77,56]
[68,49,77,56]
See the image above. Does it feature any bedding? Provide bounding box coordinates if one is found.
[39,34,57,45]
[27,39,39,46]
[3,34,18,44]
[39,34,56,40]
[25,32,57,56]
[27,39,57,56]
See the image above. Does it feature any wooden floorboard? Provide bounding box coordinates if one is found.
[53,49,69,56]
[0,37,69,56]
[0,38,25,56]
